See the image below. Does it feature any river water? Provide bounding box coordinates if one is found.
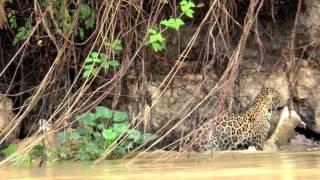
[1,145,320,179]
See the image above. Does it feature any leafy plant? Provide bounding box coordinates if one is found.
[145,0,195,52]
[145,28,166,52]
[105,39,123,53]
[7,10,17,29]
[160,18,185,31]
[55,106,156,160]
[1,143,16,157]
[180,0,196,18]
[78,4,95,39]
[12,154,33,167]
[79,4,95,29]
[39,0,48,7]
[12,25,31,45]
[32,145,45,157]
[82,51,120,78]
[1,143,45,166]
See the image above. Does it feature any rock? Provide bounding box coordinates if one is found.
[239,65,289,108]
[148,73,218,134]
[299,0,320,43]
[0,4,7,30]
[125,71,219,146]
[0,96,19,148]
[294,61,320,133]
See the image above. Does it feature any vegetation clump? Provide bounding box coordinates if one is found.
[1,106,155,165]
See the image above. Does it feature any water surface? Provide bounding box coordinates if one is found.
[1,145,320,179]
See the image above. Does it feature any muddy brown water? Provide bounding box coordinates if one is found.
[1,145,320,179]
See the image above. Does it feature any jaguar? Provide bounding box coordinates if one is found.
[183,88,281,152]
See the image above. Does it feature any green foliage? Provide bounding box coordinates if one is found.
[12,25,31,45]
[55,106,156,160]
[145,28,166,52]
[7,10,17,29]
[105,39,123,53]
[79,4,95,29]
[56,0,71,32]
[39,0,48,7]
[78,4,96,39]
[32,145,45,157]
[12,154,33,167]
[1,144,45,166]
[145,0,195,52]
[1,143,16,157]
[160,18,185,31]
[82,51,120,78]
[180,0,196,18]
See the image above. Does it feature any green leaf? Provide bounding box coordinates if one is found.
[91,68,99,76]
[79,4,91,20]
[17,26,26,32]
[93,131,101,138]
[149,33,165,43]
[101,60,110,70]
[85,14,95,29]
[148,28,157,35]
[33,145,45,157]
[85,57,94,63]
[112,39,123,52]
[160,18,185,30]
[78,144,86,155]
[1,143,16,157]
[19,154,33,166]
[151,42,164,52]
[180,0,196,18]
[97,123,105,130]
[76,127,89,136]
[78,27,85,39]
[84,64,94,70]
[90,52,99,59]
[95,106,113,119]
[82,70,91,78]
[77,112,98,126]
[184,9,195,18]
[80,154,91,161]
[113,111,128,122]
[109,59,120,68]
[128,129,143,144]
[143,133,157,143]
[128,129,141,141]
[102,129,117,140]
[99,53,107,60]
[86,143,100,155]
[71,131,81,140]
[115,146,126,157]
[113,123,128,134]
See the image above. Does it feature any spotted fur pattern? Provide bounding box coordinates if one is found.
[183,88,281,152]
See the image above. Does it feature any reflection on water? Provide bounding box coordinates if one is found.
[1,145,320,179]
